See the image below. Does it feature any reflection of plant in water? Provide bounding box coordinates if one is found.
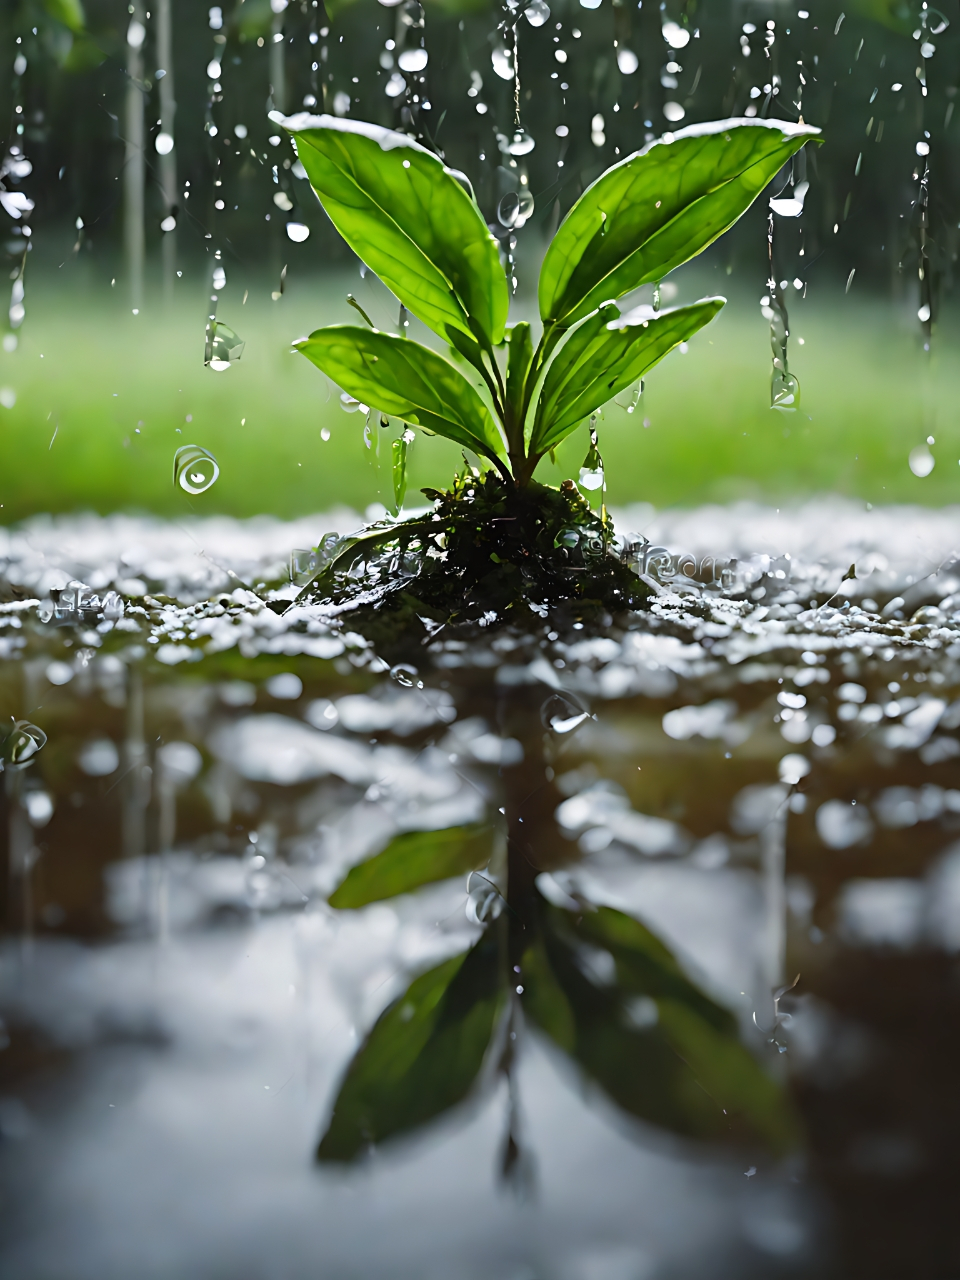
[315,714,798,1171]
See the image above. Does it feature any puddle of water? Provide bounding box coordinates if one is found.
[2,499,960,1278]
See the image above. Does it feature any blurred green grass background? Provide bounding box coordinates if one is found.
[0,261,957,524]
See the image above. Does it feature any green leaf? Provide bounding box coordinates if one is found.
[42,0,86,32]
[295,326,506,466]
[505,322,534,419]
[523,899,798,1152]
[317,931,504,1162]
[539,119,821,329]
[329,825,494,909]
[284,114,509,351]
[531,298,724,456]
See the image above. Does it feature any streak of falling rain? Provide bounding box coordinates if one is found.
[155,0,178,301]
[125,0,147,313]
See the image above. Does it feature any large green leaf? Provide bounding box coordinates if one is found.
[284,114,509,351]
[539,119,820,329]
[329,825,494,909]
[295,326,506,466]
[317,931,504,1161]
[522,898,797,1152]
[531,298,724,456]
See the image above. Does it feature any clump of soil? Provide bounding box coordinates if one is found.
[299,470,650,656]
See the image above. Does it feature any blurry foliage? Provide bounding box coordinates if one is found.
[0,0,957,308]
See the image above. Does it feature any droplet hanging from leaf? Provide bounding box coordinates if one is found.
[579,422,604,491]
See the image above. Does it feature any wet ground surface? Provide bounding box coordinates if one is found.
[2,498,960,1279]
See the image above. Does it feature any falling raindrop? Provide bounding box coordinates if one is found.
[340,392,361,412]
[498,191,521,228]
[765,214,799,411]
[508,130,535,156]
[392,427,415,511]
[524,0,549,24]
[541,693,591,734]
[398,47,428,72]
[466,871,504,924]
[2,719,47,768]
[204,320,244,370]
[909,445,935,477]
[491,44,514,80]
[286,222,310,242]
[579,423,605,491]
[174,444,220,494]
[617,48,639,75]
[662,20,690,48]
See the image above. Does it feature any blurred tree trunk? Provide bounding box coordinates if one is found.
[125,0,146,312]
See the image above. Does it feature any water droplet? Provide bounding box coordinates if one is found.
[508,130,535,156]
[3,719,47,767]
[918,303,931,322]
[909,444,935,477]
[286,222,310,242]
[466,871,503,924]
[541,693,590,734]
[579,424,604,491]
[398,47,428,72]
[385,72,406,97]
[333,90,351,116]
[204,319,244,369]
[498,192,520,229]
[771,371,800,410]
[916,139,930,156]
[663,101,686,122]
[920,40,936,58]
[617,48,639,74]
[206,59,222,79]
[392,427,414,511]
[524,0,549,23]
[320,427,331,441]
[662,20,690,48]
[491,44,514,80]
[390,663,418,686]
[212,266,226,290]
[155,132,174,156]
[174,444,220,494]
[340,392,361,412]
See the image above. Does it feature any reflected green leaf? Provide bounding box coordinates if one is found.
[317,930,504,1162]
[329,824,494,909]
[295,326,506,468]
[539,120,820,329]
[531,298,725,457]
[286,116,508,352]
[523,899,798,1152]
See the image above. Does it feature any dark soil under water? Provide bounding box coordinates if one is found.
[2,496,960,1279]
